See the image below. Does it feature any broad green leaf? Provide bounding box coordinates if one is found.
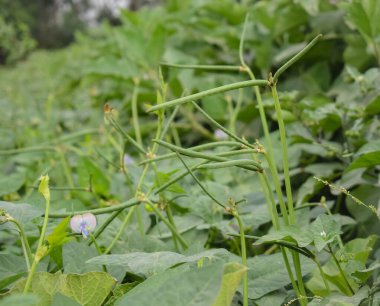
[116,262,225,306]
[0,272,26,290]
[0,201,42,231]
[63,241,104,274]
[11,272,61,305]
[87,252,186,277]
[51,293,81,306]
[366,94,380,115]
[0,173,25,197]
[11,271,116,306]
[307,236,377,296]
[347,140,380,171]
[252,291,287,306]
[212,262,247,306]
[253,225,314,248]
[246,253,315,299]
[87,249,230,277]
[342,0,380,40]
[0,293,38,306]
[309,214,342,252]
[103,282,139,306]
[60,273,116,306]
[308,285,369,306]
[0,254,27,289]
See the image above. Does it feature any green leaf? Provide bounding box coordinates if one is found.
[309,214,342,252]
[0,172,25,197]
[46,217,72,249]
[154,171,186,194]
[347,140,380,171]
[252,291,287,306]
[87,249,230,277]
[115,262,225,306]
[365,94,380,115]
[77,157,110,197]
[63,242,104,274]
[308,285,369,305]
[0,202,42,231]
[0,272,26,290]
[11,272,61,306]
[342,0,380,40]
[307,236,377,296]
[51,293,81,306]
[10,271,116,306]
[0,254,27,282]
[103,282,139,306]
[87,251,186,277]
[0,293,38,306]
[246,253,315,299]
[60,273,116,306]
[253,225,314,248]
[212,262,247,306]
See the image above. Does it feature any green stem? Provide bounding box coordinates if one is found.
[147,79,268,113]
[175,152,225,209]
[233,212,248,306]
[328,244,355,295]
[48,198,140,218]
[160,63,242,72]
[104,208,135,254]
[281,248,301,298]
[89,233,107,272]
[272,35,322,83]
[154,139,261,172]
[270,85,295,224]
[165,204,180,252]
[197,159,261,171]
[24,183,51,293]
[107,115,146,155]
[131,79,143,147]
[261,172,280,229]
[88,210,122,245]
[8,218,32,270]
[263,152,289,225]
[315,257,330,294]
[0,146,55,155]
[146,199,189,249]
[139,141,242,165]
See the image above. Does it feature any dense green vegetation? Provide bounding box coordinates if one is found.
[0,0,380,305]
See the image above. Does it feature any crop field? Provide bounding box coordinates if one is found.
[0,1,379,305]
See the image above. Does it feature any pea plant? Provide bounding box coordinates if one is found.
[1,1,380,306]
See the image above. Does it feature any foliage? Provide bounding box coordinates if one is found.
[0,0,380,305]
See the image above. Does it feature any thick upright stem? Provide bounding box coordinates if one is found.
[233,212,248,306]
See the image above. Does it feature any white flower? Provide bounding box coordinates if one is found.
[70,213,97,238]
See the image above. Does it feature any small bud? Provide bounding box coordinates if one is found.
[38,175,50,201]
